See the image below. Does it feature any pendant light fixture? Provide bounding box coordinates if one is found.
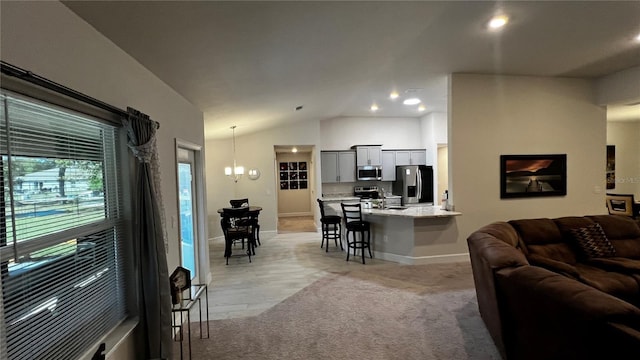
[224,125,244,182]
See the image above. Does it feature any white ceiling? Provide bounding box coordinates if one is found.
[63,1,640,139]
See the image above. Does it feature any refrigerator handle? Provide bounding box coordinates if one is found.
[417,168,422,200]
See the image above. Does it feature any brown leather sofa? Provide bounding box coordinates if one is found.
[467,215,640,360]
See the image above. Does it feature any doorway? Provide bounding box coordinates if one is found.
[437,145,449,206]
[176,140,205,284]
[274,145,317,233]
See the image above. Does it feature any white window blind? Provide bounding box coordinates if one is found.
[0,91,129,360]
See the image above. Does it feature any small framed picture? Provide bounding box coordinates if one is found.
[280,181,289,190]
[290,181,299,189]
[299,181,308,189]
[289,162,298,170]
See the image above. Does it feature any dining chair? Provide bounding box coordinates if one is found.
[317,199,342,252]
[606,193,640,219]
[220,207,256,264]
[229,198,249,208]
[230,198,260,246]
[340,202,372,264]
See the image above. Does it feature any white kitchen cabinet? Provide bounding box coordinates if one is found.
[381,150,396,181]
[355,146,382,166]
[321,151,356,183]
[395,149,427,166]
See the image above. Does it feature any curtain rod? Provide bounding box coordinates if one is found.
[0,61,159,129]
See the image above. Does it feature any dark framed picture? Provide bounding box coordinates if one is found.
[299,171,307,180]
[500,154,567,199]
[289,172,298,180]
[606,145,615,189]
[299,181,308,189]
[279,162,288,171]
[280,181,289,190]
[280,172,288,180]
[290,181,299,189]
[299,162,307,171]
[289,162,298,170]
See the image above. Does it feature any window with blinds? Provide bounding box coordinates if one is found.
[0,90,129,360]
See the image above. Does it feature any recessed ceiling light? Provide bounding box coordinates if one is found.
[488,15,509,29]
[292,147,298,153]
[389,91,399,99]
[403,98,421,105]
[370,104,379,111]
[418,105,426,112]
[635,32,640,42]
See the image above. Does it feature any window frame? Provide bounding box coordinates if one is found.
[0,87,136,360]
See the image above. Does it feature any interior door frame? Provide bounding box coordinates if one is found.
[174,138,210,285]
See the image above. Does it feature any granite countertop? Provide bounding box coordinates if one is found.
[325,203,461,218]
[321,195,360,202]
[363,205,461,218]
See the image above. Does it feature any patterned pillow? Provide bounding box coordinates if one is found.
[569,223,616,259]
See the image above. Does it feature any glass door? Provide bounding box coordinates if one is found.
[177,149,198,281]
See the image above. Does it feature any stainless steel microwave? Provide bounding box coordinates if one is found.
[357,166,382,181]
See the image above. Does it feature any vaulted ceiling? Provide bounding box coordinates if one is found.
[63,1,640,139]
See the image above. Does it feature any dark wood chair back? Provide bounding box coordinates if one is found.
[606,193,639,218]
[230,198,249,208]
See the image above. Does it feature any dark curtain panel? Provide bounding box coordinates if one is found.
[124,109,171,360]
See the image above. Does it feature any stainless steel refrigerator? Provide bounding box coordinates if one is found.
[392,165,434,205]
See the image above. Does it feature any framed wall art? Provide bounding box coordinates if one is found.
[279,161,308,190]
[500,154,567,199]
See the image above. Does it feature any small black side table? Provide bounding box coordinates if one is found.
[171,284,210,360]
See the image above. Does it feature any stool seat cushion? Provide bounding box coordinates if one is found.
[321,215,342,223]
[345,221,370,231]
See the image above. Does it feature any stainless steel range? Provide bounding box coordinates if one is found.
[354,185,379,199]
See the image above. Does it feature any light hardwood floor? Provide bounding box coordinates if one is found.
[205,230,392,321]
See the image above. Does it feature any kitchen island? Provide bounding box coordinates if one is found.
[325,202,462,265]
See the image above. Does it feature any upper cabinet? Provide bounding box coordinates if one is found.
[354,145,382,166]
[395,149,427,166]
[321,151,356,183]
[381,150,396,181]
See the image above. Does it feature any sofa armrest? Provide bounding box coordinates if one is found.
[495,266,640,360]
[467,231,528,358]
[527,253,581,280]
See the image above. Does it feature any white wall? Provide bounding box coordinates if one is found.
[1,2,207,359]
[607,121,640,197]
[449,73,607,255]
[596,66,640,105]
[320,116,423,149]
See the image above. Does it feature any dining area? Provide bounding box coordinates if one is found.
[218,198,262,265]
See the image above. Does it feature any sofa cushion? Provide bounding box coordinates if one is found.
[575,263,640,306]
[589,215,640,259]
[569,223,617,259]
[509,218,578,264]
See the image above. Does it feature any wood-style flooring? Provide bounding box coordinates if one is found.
[205,229,391,321]
[277,216,317,233]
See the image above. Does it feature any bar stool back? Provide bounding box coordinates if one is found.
[317,199,343,252]
[340,202,372,264]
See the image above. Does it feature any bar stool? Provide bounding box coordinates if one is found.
[317,199,343,252]
[340,202,372,264]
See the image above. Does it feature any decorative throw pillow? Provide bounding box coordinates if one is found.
[569,223,616,259]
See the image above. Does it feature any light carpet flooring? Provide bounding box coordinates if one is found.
[206,230,397,321]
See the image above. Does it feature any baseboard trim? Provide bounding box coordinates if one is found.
[373,251,470,265]
[278,212,313,218]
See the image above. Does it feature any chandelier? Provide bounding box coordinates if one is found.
[224,125,244,182]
